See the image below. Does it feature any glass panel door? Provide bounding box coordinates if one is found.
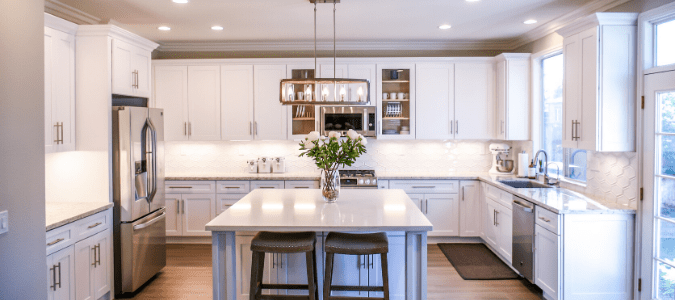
[642,70,675,299]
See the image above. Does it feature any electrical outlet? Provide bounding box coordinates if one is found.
[0,210,8,235]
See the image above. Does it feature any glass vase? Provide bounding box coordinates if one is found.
[320,168,340,202]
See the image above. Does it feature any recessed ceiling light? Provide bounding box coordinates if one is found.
[211,26,224,31]
[172,0,188,3]
[524,19,538,25]
[158,26,171,31]
[439,24,452,30]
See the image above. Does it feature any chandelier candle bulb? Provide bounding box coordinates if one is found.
[340,85,346,101]
[357,86,363,102]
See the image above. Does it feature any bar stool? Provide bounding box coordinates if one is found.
[249,231,319,300]
[323,232,389,300]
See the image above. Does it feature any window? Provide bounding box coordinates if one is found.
[657,19,675,66]
[540,53,587,182]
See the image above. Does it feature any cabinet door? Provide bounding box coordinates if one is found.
[112,39,134,96]
[182,194,216,236]
[91,229,111,299]
[165,194,182,236]
[217,194,245,215]
[455,63,494,140]
[426,194,459,236]
[535,225,559,300]
[496,205,513,264]
[415,63,454,140]
[221,65,254,140]
[577,27,599,151]
[319,64,348,102]
[153,66,189,141]
[74,238,94,300]
[188,66,221,141]
[348,64,377,104]
[44,27,76,152]
[254,65,287,140]
[484,199,499,248]
[459,181,481,237]
[496,60,507,140]
[408,194,424,212]
[250,181,285,190]
[131,47,151,98]
[562,33,581,149]
[329,253,368,296]
[368,235,405,300]
[377,63,416,140]
[504,59,530,140]
[49,245,75,300]
[44,28,55,153]
[235,235,273,300]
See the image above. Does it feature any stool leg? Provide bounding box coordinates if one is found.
[323,252,335,300]
[255,252,265,299]
[312,248,320,300]
[249,251,261,300]
[305,251,317,300]
[381,253,389,300]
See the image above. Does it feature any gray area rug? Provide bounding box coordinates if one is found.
[437,243,520,280]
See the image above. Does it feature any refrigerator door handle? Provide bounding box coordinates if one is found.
[143,118,158,204]
[133,212,166,231]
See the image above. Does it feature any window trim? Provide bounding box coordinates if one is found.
[530,46,562,156]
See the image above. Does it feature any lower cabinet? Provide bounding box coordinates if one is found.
[459,181,481,237]
[74,229,110,300]
[165,193,217,237]
[408,193,459,236]
[484,196,513,264]
[48,245,76,300]
[535,224,560,300]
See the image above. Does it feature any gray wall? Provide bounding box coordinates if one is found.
[0,1,48,299]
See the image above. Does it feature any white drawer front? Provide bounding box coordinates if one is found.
[389,180,459,194]
[217,194,246,214]
[216,181,251,194]
[250,181,284,190]
[285,181,319,189]
[166,181,216,194]
[498,189,513,210]
[46,226,73,256]
[535,206,560,235]
[74,210,110,241]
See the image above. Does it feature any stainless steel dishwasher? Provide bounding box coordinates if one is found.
[512,195,535,282]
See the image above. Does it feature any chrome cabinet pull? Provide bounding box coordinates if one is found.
[462,186,465,201]
[56,262,62,290]
[54,123,60,144]
[170,186,193,189]
[50,265,57,291]
[539,217,551,223]
[249,121,252,135]
[450,121,453,135]
[59,122,64,144]
[575,120,580,140]
[272,253,276,268]
[258,187,275,189]
[188,122,192,136]
[493,210,497,226]
[571,120,575,140]
[182,200,185,215]
[92,246,97,267]
[412,186,435,189]
[47,238,64,246]
[425,199,428,214]
[177,200,181,215]
[294,186,309,189]
[456,120,458,134]
[184,122,187,136]
[495,210,499,226]
[224,186,240,189]
[96,243,101,266]
[88,222,102,229]
[255,122,258,135]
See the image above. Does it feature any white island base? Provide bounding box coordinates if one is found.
[207,189,433,300]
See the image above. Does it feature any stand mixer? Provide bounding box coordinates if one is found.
[489,143,515,175]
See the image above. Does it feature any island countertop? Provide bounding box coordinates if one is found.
[205,189,433,232]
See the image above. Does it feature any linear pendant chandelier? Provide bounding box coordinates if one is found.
[279,0,370,105]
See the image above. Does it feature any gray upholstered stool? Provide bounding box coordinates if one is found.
[250,231,319,300]
[323,232,389,300]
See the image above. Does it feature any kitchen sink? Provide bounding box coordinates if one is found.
[498,180,553,189]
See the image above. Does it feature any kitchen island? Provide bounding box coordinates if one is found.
[206,189,433,300]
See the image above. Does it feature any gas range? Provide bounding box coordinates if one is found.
[338,170,378,189]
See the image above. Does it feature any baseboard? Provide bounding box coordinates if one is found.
[166,236,212,244]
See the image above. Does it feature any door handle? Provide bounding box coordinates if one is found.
[50,264,57,291]
[188,122,192,136]
[495,210,499,226]
[47,238,64,246]
[88,222,102,229]
[59,122,64,144]
[97,243,101,266]
[539,216,551,223]
[493,210,496,226]
[182,200,186,215]
[184,122,187,136]
[412,186,435,189]
[177,200,181,215]
[456,120,458,134]
[249,121,252,135]
[450,121,453,135]
[255,122,258,136]
[133,212,166,231]
[461,186,465,201]
[92,245,98,267]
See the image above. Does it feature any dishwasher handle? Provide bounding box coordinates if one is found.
[512,198,534,212]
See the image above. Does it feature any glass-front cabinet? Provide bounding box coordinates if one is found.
[377,64,415,139]
[286,65,320,140]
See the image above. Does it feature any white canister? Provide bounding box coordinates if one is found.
[247,160,258,173]
[517,151,529,178]
[272,157,286,173]
[258,157,272,173]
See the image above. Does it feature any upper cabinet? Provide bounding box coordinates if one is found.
[495,54,530,141]
[287,64,319,140]
[153,66,189,141]
[44,14,77,153]
[254,65,288,140]
[416,63,455,140]
[455,62,495,140]
[112,39,152,98]
[557,13,637,152]
[377,63,416,139]
[222,65,255,140]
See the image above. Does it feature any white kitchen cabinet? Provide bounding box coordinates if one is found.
[250,181,285,190]
[454,62,495,140]
[495,54,530,141]
[165,194,182,237]
[390,180,460,236]
[366,235,405,300]
[112,39,151,98]
[44,24,76,153]
[284,181,319,189]
[484,195,513,263]
[377,64,416,140]
[165,182,217,237]
[535,224,560,300]
[459,181,481,237]
[254,65,288,140]
[557,13,637,152]
[153,66,189,141]
[182,194,217,236]
[286,64,320,140]
[74,229,110,300]
[188,66,221,141]
[483,199,500,249]
[235,235,273,300]
[217,194,245,215]
[415,63,455,140]
[221,65,255,140]
[48,245,76,300]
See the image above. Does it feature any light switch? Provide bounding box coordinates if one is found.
[0,210,8,235]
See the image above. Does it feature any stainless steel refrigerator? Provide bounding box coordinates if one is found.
[112,106,166,295]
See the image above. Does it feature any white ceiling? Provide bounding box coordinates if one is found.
[57,0,609,50]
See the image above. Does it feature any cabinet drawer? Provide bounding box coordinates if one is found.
[217,194,246,214]
[216,181,250,194]
[285,181,318,189]
[74,210,110,241]
[535,206,560,235]
[250,181,284,190]
[486,185,513,209]
[46,226,73,256]
[389,180,459,194]
[166,181,216,194]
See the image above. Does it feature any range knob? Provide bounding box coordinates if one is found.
[358,179,364,184]
[365,179,371,185]
[372,179,377,184]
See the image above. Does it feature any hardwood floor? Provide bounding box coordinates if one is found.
[122,244,542,300]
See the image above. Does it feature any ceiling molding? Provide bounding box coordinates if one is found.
[77,25,160,51]
[157,39,515,52]
[507,0,632,50]
[44,0,100,25]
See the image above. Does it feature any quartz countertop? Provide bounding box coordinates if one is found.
[46,202,114,231]
[206,189,433,232]
[166,172,320,181]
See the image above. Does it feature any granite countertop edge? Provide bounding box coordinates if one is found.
[46,202,114,232]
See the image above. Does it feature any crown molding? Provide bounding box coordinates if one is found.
[556,12,638,37]
[507,0,632,50]
[157,39,514,52]
[78,25,159,51]
[44,13,79,34]
[44,0,100,25]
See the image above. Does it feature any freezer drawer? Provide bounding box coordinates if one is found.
[120,208,166,293]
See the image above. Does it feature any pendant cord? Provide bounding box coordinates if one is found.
[314,2,317,76]
[333,1,336,80]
